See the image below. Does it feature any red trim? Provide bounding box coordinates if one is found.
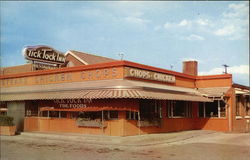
[0,61,124,79]
[40,106,138,112]
[122,60,196,79]
[196,74,232,80]
[0,60,233,81]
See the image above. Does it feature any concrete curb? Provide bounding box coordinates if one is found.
[15,130,217,146]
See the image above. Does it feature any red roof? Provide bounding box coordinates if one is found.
[68,50,116,65]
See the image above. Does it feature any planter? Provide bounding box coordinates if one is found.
[76,118,106,128]
[137,120,160,127]
[0,126,16,136]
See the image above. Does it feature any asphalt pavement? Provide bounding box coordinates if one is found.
[1,130,250,160]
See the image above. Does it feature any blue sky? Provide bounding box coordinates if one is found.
[0,1,249,85]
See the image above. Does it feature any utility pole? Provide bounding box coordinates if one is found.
[222,64,229,74]
[118,53,124,60]
[170,65,173,70]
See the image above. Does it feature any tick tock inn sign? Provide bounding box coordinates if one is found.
[23,45,66,69]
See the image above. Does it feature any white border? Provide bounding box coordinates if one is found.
[65,51,89,65]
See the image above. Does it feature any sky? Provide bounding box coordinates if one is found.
[0,1,249,86]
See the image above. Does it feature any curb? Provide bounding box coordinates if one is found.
[4,130,217,147]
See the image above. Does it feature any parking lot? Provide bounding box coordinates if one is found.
[1,130,250,160]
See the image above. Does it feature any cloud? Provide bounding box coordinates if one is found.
[164,18,211,29]
[223,2,249,18]
[214,25,236,36]
[214,2,249,40]
[124,16,150,25]
[181,58,200,62]
[181,34,205,41]
[163,22,171,29]
[199,65,249,75]
[154,25,162,31]
[161,2,248,41]
[164,19,193,28]
[178,19,191,27]
[228,65,249,74]
[196,19,210,26]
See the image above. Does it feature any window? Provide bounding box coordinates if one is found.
[78,111,101,120]
[167,101,192,118]
[49,111,59,118]
[236,95,241,116]
[109,111,118,119]
[0,102,7,116]
[219,101,226,117]
[198,102,205,118]
[25,101,38,117]
[198,100,226,118]
[139,100,162,121]
[245,95,250,116]
[59,111,67,118]
[104,111,118,120]
[126,111,138,120]
[70,112,79,119]
[205,101,218,117]
[41,111,48,117]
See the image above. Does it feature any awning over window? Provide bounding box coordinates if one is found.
[198,87,231,98]
[40,105,138,112]
[1,79,211,102]
[235,89,250,95]
[1,89,211,102]
[0,108,7,112]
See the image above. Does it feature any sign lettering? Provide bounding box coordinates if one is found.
[0,67,122,88]
[23,45,66,65]
[125,67,175,83]
[53,99,92,109]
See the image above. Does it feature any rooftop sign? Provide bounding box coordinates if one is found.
[124,67,176,83]
[23,45,66,65]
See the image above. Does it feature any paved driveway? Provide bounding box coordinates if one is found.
[1,130,250,160]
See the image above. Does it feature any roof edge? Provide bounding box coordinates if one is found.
[65,51,89,65]
[196,74,232,80]
[233,83,250,90]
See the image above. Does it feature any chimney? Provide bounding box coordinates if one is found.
[182,61,198,76]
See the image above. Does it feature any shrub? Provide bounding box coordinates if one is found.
[0,115,14,126]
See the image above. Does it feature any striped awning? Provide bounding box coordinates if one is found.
[1,89,211,102]
[40,105,138,112]
[198,87,231,98]
[1,79,212,102]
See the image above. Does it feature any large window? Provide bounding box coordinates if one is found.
[236,95,241,116]
[126,111,138,120]
[105,111,118,120]
[0,101,7,116]
[25,101,39,117]
[167,101,192,118]
[198,102,205,118]
[205,101,218,117]
[40,111,67,118]
[78,111,101,120]
[139,100,162,121]
[245,95,250,116]
[198,100,226,118]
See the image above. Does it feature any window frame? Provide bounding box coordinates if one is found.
[167,100,193,118]
[198,100,226,118]
[236,95,241,117]
[126,111,138,120]
[139,99,162,121]
[244,95,250,117]
[105,110,119,120]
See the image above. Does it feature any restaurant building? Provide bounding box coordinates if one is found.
[0,46,249,136]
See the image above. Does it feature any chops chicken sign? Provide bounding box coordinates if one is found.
[23,45,66,65]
